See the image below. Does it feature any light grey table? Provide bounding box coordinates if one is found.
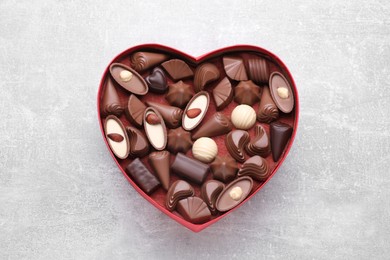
[1,1,389,259]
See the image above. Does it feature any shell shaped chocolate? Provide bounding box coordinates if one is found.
[212,77,233,111]
[126,126,149,158]
[176,197,211,224]
[125,94,146,128]
[161,59,193,81]
[237,156,269,181]
[193,63,220,93]
[223,56,248,81]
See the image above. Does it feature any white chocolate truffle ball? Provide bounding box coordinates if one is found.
[231,104,256,130]
[192,137,218,163]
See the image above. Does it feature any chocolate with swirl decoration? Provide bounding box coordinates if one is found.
[257,86,279,123]
[225,130,250,163]
[201,180,225,215]
[100,78,123,117]
[192,112,232,140]
[146,101,183,129]
[245,125,270,157]
[193,63,220,92]
[165,180,194,211]
[130,52,169,72]
[237,156,269,181]
[126,126,149,158]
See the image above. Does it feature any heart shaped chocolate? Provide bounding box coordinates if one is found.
[98,44,299,232]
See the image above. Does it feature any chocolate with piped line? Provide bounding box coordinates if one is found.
[146,101,183,129]
[130,52,169,72]
[100,77,123,117]
[125,158,160,195]
[171,153,209,185]
[201,180,225,215]
[257,85,279,123]
[237,156,269,181]
[165,180,194,211]
[143,107,167,151]
[245,125,270,157]
[192,112,232,140]
[225,130,250,163]
[109,63,148,95]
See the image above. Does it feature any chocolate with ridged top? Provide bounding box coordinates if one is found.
[212,77,233,111]
[100,78,123,117]
[165,180,194,211]
[171,153,209,185]
[125,95,146,128]
[210,156,238,183]
[167,128,193,154]
[225,130,250,163]
[192,113,232,140]
[270,121,293,161]
[245,125,270,157]
[223,56,248,81]
[176,197,211,224]
[130,51,169,72]
[166,80,193,108]
[193,63,220,93]
[257,85,279,123]
[146,101,183,129]
[246,56,270,84]
[149,151,170,190]
[201,180,225,215]
[161,59,193,81]
[126,126,149,158]
[125,158,160,195]
[237,156,269,181]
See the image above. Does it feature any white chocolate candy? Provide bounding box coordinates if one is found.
[231,104,256,130]
[229,186,243,201]
[277,87,289,99]
[192,137,218,163]
[120,69,133,82]
[105,115,129,159]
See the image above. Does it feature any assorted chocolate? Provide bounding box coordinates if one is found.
[101,49,296,224]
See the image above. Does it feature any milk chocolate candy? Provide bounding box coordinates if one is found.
[212,77,233,111]
[146,101,183,129]
[257,85,279,123]
[194,63,220,92]
[104,115,130,159]
[182,91,210,131]
[126,126,149,158]
[234,80,261,106]
[210,155,238,183]
[192,113,232,140]
[130,52,169,72]
[223,56,248,81]
[225,130,250,163]
[167,128,193,154]
[176,197,211,224]
[125,158,160,195]
[149,151,170,190]
[100,78,123,117]
[201,180,225,215]
[270,121,293,161]
[237,156,269,181]
[216,176,253,212]
[245,125,270,157]
[246,56,270,84]
[165,180,194,211]
[269,72,294,113]
[125,95,147,128]
[161,59,193,80]
[145,67,168,94]
[171,153,209,184]
[166,80,193,108]
[109,63,148,95]
[143,107,167,150]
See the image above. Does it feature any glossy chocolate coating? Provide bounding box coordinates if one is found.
[245,125,270,157]
[166,80,193,108]
[100,77,123,117]
[104,115,130,159]
[176,197,211,224]
[167,127,193,154]
[257,85,279,123]
[270,121,293,162]
[246,56,269,84]
[165,180,194,211]
[149,151,170,191]
[161,59,193,80]
[234,80,261,106]
[182,91,210,131]
[143,107,167,150]
[215,176,253,212]
[125,95,146,128]
[171,153,209,184]
[125,158,160,195]
[109,63,148,95]
[201,180,225,215]
[212,77,233,111]
[126,126,149,158]
[269,72,294,113]
[130,51,169,72]
[192,112,232,140]
[210,155,238,183]
[225,130,250,163]
[237,156,269,181]
[223,55,248,81]
[145,67,168,94]
[193,63,220,92]
[145,101,183,129]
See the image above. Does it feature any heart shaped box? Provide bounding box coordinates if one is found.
[97,44,299,232]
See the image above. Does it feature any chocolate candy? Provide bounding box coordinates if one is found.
[210,155,238,183]
[245,125,270,157]
[231,104,256,130]
[171,153,209,184]
[130,52,169,72]
[201,180,225,215]
[149,151,170,190]
[176,197,211,224]
[166,80,193,108]
[223,56,248,81]
[126,158,160,195]
[145,67,168,94]
[100,78,123,117]
[143,107,167,150]
[212,77,233,111]
[125,94,147,128]
[194,63,220,92]
[104,115,130,159]
[146,101,183,129]
[225,130,250,163]
[269,72,294,113]
[192,137,218,163]
[109,63,148,95]
[216,176,253,212]
[161,59,193,80]
[270,121,293,161]
[246,56,269,84]
[192,112,232,140]
[126,126,149,158]
[237,156,269,181]
[182,91,210,131]
[257,85,279,123]
[165,180,194,211]
[167,127,193,154]
[234,80,261,106]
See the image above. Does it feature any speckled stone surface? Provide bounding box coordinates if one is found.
[1,1,390,259]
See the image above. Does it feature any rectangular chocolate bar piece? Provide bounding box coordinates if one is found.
[171,153,209,184]
[125,158,160,195]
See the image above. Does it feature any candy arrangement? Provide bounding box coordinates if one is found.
[99,46,297,226]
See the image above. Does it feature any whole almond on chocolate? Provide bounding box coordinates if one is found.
[186,108,201,118]
[107,133,124,142]
[146,113,161,125]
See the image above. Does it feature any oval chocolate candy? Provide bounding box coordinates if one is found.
[109,63,148,95]
[143,107,167,150]
[215,176,253,212]
[269,72,294,113]
[104,115,130,159]
[182,91,210,131]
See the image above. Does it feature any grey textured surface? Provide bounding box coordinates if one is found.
[1,1,389,259]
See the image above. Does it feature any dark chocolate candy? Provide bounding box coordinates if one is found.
[149,151,170,190]
[182,91,210,131]
[130,52,169,72]
[143,107,167,150]
[210,155,238,183]
[125,94,147,128]
[215,176,253,212]
[171,153,209,184]
[176,197,211,224]
[246,56,270,84]
[145,101,183,129]
[234,80,261,106]
[192,112,232,140]
[165,180,194,211]
[100,77,123,117]
[109,63,148,95]
[237,156,269,181]
[223,56,248,81]
[257,85,279,123]
[145,67,168,94]
[194,63,220,92]
[245,125,270,157]
[167,128,193,154]
[166,80,193,108]
[125,158,160,195]
[269,72,294,113]
[225,130,250,163]
[270,121,293,162]
[104,115,130,159]
[126,126,149,158]
[161,59,193,80]
[201,180,225,215]
[212,77,233,111]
